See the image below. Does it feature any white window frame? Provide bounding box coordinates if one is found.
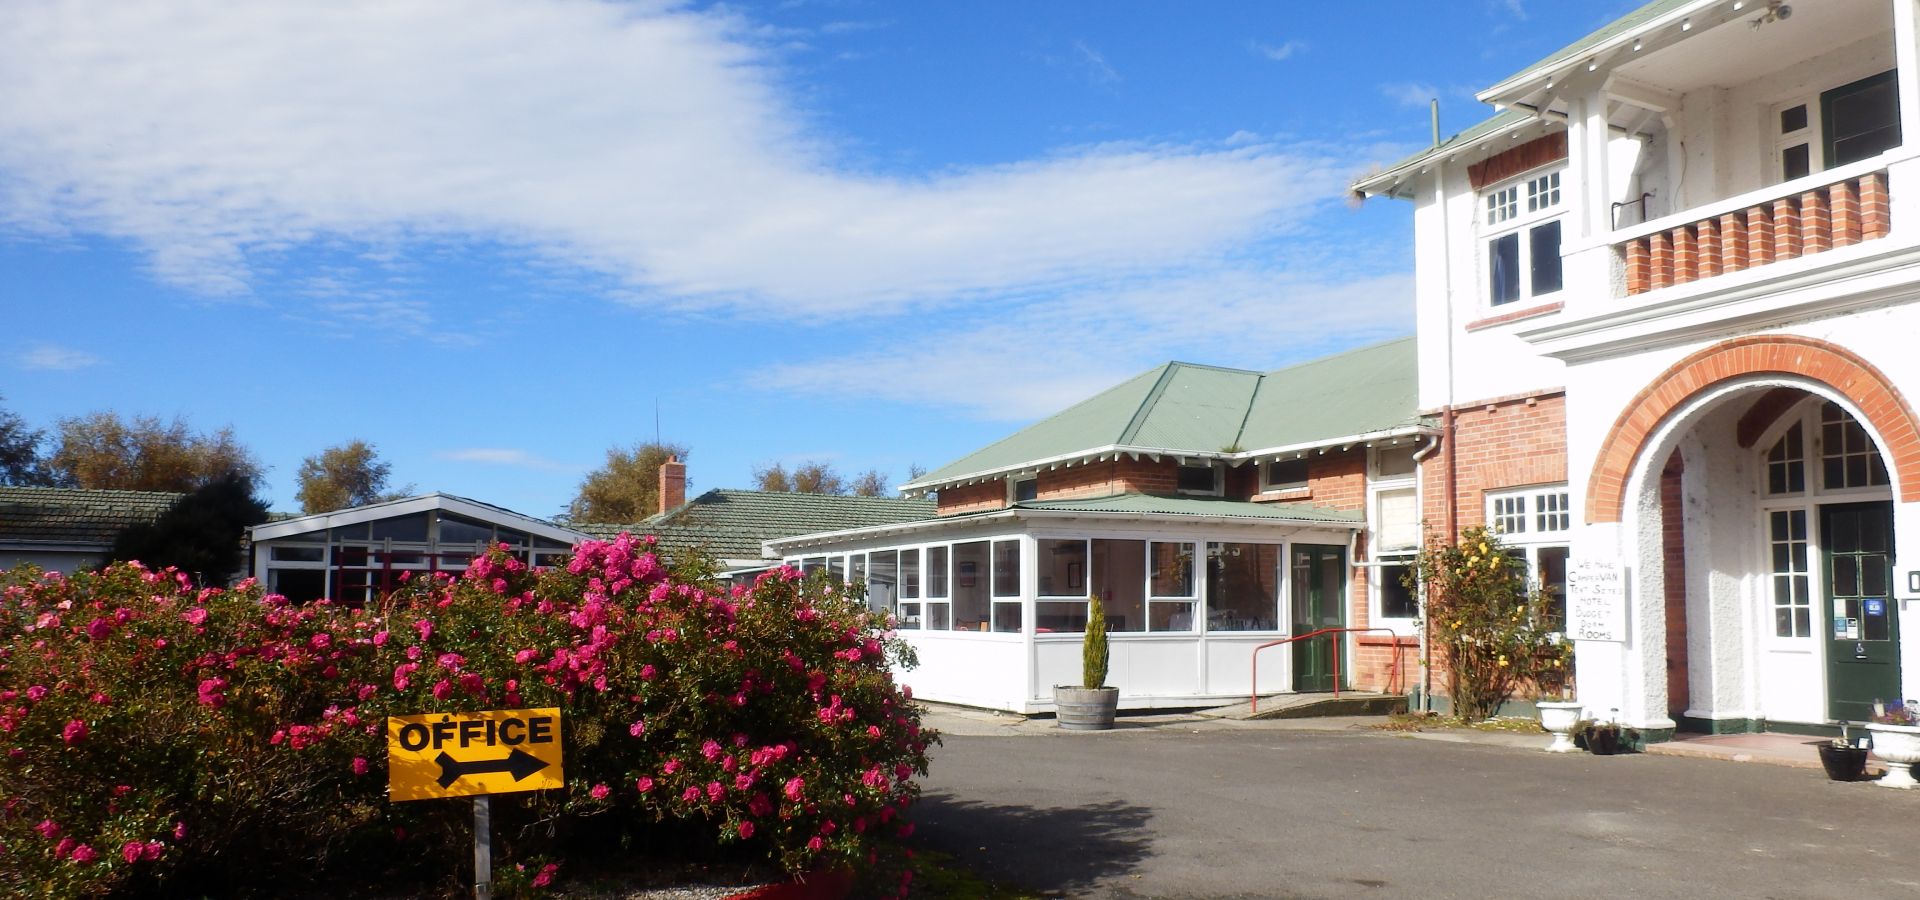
[1008,474,1038,504]
[1260,457,1310,493]
[1175,460,1226,497]
[1479,165,1565,309]
[1484,484,1571,618]
[1367,451,1420,631]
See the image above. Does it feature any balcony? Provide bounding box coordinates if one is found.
[1617,162,1891,296]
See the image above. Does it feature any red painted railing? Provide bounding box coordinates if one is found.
[1250,627,1407,715]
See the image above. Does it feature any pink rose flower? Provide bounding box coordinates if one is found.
[61,719,87,745]
[70,843,97,864]
[351,757,370,776]
[635,776,654,793]
[590,783,610,800]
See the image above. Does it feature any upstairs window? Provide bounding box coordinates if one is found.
[1824,70,1900,168]
[1177,461,1224,496]
[1261,458,1309,492]
[1483,168,1564,307]
[1009,476,1038,503]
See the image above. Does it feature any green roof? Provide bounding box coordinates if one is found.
[910,337,1422,489]
[1356,108,1536,195]
[0,486,183,546]
[1017,493,1362,526]
[1490,0,1695,98]
[577,489,936,563]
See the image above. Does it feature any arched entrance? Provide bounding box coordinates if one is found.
[1592,338,1918,732]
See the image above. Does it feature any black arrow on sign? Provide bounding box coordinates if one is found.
[434,748,550,789]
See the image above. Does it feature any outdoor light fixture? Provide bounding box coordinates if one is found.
[1632,38,1643,51]
[1587,58,1599,71]
[1751,2,1792,27]
[1681,17,1692,30]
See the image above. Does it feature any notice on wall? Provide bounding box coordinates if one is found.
[1566,559,1627,643]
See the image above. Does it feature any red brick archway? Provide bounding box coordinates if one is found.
[1587,336,1920,523]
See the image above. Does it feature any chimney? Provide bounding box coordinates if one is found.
[658,455,687,515]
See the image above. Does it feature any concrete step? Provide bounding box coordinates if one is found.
[1196,692,1407,721]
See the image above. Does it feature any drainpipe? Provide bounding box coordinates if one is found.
[1424,132,1460,713]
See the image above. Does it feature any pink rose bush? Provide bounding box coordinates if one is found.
[0,536,933,898]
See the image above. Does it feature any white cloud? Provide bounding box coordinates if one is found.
[1071,39,1121,84]
[1380,82,1441,108]
[437,448,579,473]
[1251,40,1306,62]
[752,270,1414,421]
[0,1,1351,317]
[17,343,101,371]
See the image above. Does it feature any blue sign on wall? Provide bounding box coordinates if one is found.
[1866,598,1887,616]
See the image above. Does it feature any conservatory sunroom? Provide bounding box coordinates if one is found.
[765,494,1367,714]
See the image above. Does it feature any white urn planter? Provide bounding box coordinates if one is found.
[1868,723,1920,789]
[1537,700,1584,753]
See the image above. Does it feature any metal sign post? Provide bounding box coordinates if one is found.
[473,795,492,900]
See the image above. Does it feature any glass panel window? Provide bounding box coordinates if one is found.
[270,568,328,603]
[495,529,528,548]
[949,543,984,629]
[867,550,899,616]
[1486,185,1518,224]
[1374,447,1417,479]
[1376,488,1419,552]
[1488,232,1521,306]
[1012,477,1038,503]
[1534,491,1570,534]
[1781,104,1809,134]
[992,540,1021,598]
[1766,422,1806,495]
[270,545,325,562]
[900,548,921,599]
[1205,542,1280,631]
[1378,563,1417,620]
[1037,539,1088,597]
[992,601,1022,633]
[1490,494,1527,536]
[1263,458,1309,491]
[850,553,867,583]
[1529,220,1562,296]
[1091,539,1145,633]
[437,515,494,546]
[1149,542,1196,597]
[1821,401,1889,489]
[1525,171,1560,212]
[1782,143,1811,180]
[1035,600,1087,633]
[927,546,950,599]
[801,556,826,576]
[827,556,846,582]
[1536,545,1570,628]
[1823,70,1900,168]
[1769,509,1813,638]
[1177,463,1221,495]
[369,513,430,543]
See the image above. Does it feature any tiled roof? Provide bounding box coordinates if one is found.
[0,486,183,546]
[577,490,937,563]
[908,337,1423,490]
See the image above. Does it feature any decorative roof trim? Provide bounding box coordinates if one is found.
[249,493,590,545]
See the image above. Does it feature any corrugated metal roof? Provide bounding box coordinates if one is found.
[1017,493,1363,525]
[911,337,1422,489]
[577,490,936,562]
[1354,108,1538,196]
[0,487,182,545]
[1489,0,1697,98]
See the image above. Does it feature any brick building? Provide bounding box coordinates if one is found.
[1356,0,1920,740]
[768,339,1431,713]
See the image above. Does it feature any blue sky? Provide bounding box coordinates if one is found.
[0,0,1631,517]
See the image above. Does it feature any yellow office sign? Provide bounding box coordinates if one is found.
[387,708,564,801]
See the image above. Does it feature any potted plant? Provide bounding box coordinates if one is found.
[1054,594,1120,730]
[1532,634,1582,753]
[1866,700,1920,789]
[1580,711,1640,756]
[1819,722,1869,782]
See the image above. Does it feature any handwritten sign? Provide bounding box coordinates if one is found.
[388,708,563,801]
[1566,560,1626,643]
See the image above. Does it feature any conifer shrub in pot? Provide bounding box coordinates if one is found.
[1054,594,1119,730]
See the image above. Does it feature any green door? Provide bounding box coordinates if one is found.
[1823,501,1899,722]
[1290,544,1347,693]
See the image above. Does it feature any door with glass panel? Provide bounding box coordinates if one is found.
[1823,501,1899,722]
[1290,544,1347,692]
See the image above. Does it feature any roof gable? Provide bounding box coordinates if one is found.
[249,493,589,545]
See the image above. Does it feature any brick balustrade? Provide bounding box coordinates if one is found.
[1620,170,1888,295]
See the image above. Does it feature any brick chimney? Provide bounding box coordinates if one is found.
[658,456,687,515]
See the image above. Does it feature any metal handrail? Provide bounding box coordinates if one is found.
[1251,627,1409,714]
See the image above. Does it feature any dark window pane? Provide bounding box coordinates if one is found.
[1833,556,1858,596]
[1489,233,1520,305]
[1781,105,1808,134]
[1824,71,1900,167]
[1775,608,1793,637]
[1014,478,1038,502]
[1177,464,1216,493]
[1380,564,1417,620]
[1530,220,1563,295]
[1782,143,1810,180]
[1265,459,1309,490]
[271,569,328,603]
[439,515,494,546]
[369,514,429,543]
[993,540,1021,598]
[927,546,949,598]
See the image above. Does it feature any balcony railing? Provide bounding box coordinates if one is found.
[1619,166,1891,296]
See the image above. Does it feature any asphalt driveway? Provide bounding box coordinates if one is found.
[910,710,1920,899]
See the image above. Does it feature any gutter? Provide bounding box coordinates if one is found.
[764,505,1365,557]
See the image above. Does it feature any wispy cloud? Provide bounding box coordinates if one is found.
[437,448,579,473]
[1380,82,1441,108]
[1071,39,1120,84]
[1251,39,1305,62]
[0,1,1358,321]
[17,343,101,371]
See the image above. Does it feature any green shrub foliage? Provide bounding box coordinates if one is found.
[0,535,933,898]
[1409,526,1564,721]
[1082,593,1108,690]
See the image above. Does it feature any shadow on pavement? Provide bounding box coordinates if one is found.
[911,792,1151,894]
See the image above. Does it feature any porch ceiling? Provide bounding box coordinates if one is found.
[1613,0,1886,96]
